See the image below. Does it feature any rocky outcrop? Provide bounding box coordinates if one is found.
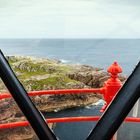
[67,65,126,88]
[68,70,108,87]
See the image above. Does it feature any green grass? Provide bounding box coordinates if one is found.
[23,74,78,90]
[17,71,47,79]
[7,56,78,91]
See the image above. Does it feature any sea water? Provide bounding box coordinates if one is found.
[0,39,140,75]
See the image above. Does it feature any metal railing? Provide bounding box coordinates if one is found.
[0,49,140,140]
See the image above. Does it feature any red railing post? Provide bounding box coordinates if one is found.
[100,62,123,112]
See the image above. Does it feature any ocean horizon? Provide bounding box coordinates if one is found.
[0,39,140,76]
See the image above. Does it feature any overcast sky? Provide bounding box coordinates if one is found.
[0,0,140,38]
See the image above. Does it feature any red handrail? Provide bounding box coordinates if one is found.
[0,88,103,100]
[1,116,140,129]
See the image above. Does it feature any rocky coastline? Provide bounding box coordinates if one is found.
[0,56,126,140]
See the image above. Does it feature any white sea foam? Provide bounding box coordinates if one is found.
[60,59,70,63]
[85,99,105,109]
[94,99,105,106]
[85,106,91,109]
